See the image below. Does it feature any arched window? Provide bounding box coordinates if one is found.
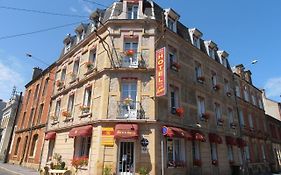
[14,137,21,155]
[29,134,38,157]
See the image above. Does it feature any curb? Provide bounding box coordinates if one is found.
[0,165,24,175]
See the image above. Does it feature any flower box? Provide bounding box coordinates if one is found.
[62,111,71,118]
[123,97,133,105]
[125,50,134,57]
[212,160,218,166]
[176,107,184,117]
[230,123,237,129]
[201,112,210,120]
[217,119,224,126]
[193,160,202,167]
[168,160,186,168]
[80,106,90,113]
[71,156,88,169]
[56,80,63,88]
[50,115,58,121]
[197,76,205,83]
[213,84,220,91]
[85,62,94,69]
[226,92,232,97]
[170,62,181,71]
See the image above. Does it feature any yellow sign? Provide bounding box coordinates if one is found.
[101,127,114,146]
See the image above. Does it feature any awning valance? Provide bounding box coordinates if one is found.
[237,138,247,148]
[114,124,139,139]
[162,126,192,140]
[192,130,206,142]
[69,125,93,138]
[45,132,56,140]
[209,133,222,144]
[225,136,237,146]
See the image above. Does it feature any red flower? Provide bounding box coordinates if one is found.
[197,76,205,82]
[62,111,71,117]
[176,107,184,117]
[193,159,202,166]
[71,156,88,169]
[213,84,220,90]
[202,113,210,120]
[56,80,63,87]
[212,160,218,166]
[126,50,134,56]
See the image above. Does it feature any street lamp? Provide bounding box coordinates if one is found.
[26,53,50,66]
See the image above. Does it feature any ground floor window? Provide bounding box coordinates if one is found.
[47,140,55,161]
[192,141,201,166]
[14,137,21,156]
[167,138,185,168]
[210,143,218,160]
[245,146,250,161]
[74,136,91,158]
[238,148,243,164]
[227,145,234,161]
[29,134,38,157]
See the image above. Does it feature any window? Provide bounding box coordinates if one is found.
[221,57,228,67]
[167,17,176,32]
[37,104,44,124]
[261,145,266,160]
[42,78,49,96]
[209,47,215,59]
[21,112,26,129]
[33,84,39,101]
[228,108,234,126]
[127,5,138,19]
[239,110,245,127]
[26,90,31,105]
[258,98,264,109]
[245,146,250,160]
[195,63,203,81]
[170,86,179,114]
[67,95,75,116]
[74,136,91,158]
[77,31,85,43]
[227,145,234,161]
[224,79,230,94]
[83,87,92,108]
[211,72,217,87]
[214,103,222,121]
[47,140,55,161]
[197,97,205,118]
[238,148,243,164]
[192,141,201,161]
[251,94,257,106]
[29,108,34,127]
[121,80,137,102]
[123,40,138,67]
[64,42,71,53]
[89,49,97,68]
[72,60,80,78]
[61,69,66,82]
[55,100,61,118]
[210,143,218,160]
[248,114,254,129]
[168,47,178,70]
[193,35,200,49]
[14,137,21,155]
[243,86,249,101]
[121,80,137,118]
[167,138,185,167]
[235,85,241,97]
[29,134,38,157]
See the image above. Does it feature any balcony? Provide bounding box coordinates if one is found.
[117,100,145,119]
[119,51,146,69]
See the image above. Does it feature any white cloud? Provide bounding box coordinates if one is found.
[70,7,78,13]
[264,77,281,99]
[0,62,25,101]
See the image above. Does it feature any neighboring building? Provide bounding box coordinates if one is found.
[233,65,270,174]
[0,89,21,162]
[9,65,56,169]
[0,99,6,121]
[266,114,281,173]
[262,90,281,120]
[39,1,252,175]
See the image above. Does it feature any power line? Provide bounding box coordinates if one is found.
[0,6,88,18]
[82,0,109,8]
[0,20,89,40]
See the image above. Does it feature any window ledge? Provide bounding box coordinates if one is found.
[84,68,96,76]
[51,121,59,125]
[63,117,74,122]
[69,78,79,84]
[79,113,92,119]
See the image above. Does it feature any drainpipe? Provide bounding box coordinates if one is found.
[4,92,22,163]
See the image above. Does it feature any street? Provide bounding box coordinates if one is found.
[0,167,16,175]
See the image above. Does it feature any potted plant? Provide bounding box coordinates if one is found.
[212,160,218,166]
[213,84,220,91]
[56,80,63,88]
[62,111,71,118]
[217,118,224,125]
[138,167,149,175]
[226,91,232,97]
[103,166,112,175]
[124,97,133,105]
[51,153,66,170]
[193,159,202,166]
[170,61,181,71]
[197,76,205,83]
[201,112,210,120]
[125,50,134,57]
[71,156,89,170]
[176,107,184,117]
[85,61,94,69]
[80,105,90,113]
[50,115,58,121]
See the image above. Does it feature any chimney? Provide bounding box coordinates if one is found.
[32,67,43,80]
[244,70,252,84]
[233,64,245,77]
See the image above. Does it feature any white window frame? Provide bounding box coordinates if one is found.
[197,97,205,117]
[166,138,185,168]
[61,68,66,82]
[55,100,61,118]
[67,95,75,116]
[193,35,200,49]
[123,40,139,68]
[72,59,80,78]
[64,43,71,53]
[211,73,217,87]
[209,47,215,59]
[127,4,138,19]
[167,17,176,32]
[83,87,92,107]
[195,64,202,79]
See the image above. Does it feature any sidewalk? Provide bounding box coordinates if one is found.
[0,162,38,175]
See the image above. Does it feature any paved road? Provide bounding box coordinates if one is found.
[0,167,15,175]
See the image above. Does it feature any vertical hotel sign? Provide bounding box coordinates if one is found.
[156,47,166,97]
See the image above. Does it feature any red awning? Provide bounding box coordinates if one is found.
[162,126,192,140]
[209,133,223,144]
[69,125,93,138]
[237,138,247,148]
[225,136,237,146]
[192,130,206,142]
[45,132,56,140]
[114,124,139,139]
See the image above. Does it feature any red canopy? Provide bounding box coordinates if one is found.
[162,126,192,140]
[114,124,139,139]
[237,138,247,148]
[209,133,223,144]
[192,130,206,142]
[225,136,237,146]
[69,125,93,138]
[45,132,56,140]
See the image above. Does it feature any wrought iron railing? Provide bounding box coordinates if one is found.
[117,101,145,119]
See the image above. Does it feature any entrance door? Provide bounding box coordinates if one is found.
[118,142,135,175]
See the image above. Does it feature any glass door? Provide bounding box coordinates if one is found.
[118,142,135,175]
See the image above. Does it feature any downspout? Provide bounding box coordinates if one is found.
[4,92,22,163]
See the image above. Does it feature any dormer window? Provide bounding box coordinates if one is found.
[209,47,215,59]
[217,51,229,68]
[193,36,200,49]
[127,4,138,19]
[76,31,85,43]
[204,41,217,59]
[189,28,202,49]
[64,42,71,53]
[164,9,180,33]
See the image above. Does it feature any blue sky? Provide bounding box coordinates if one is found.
[0,0,280,102]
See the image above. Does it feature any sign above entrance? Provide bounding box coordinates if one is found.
[155,47,166,97]
[114,124,139,139]
[101,127,114,146]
